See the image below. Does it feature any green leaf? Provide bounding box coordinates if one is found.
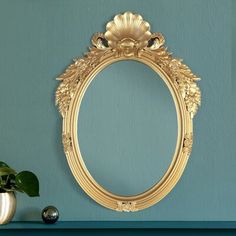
[0,188,6,193]
[15,171,39,197]
[0,167,16,176]
[0,161,9,168]
[4,174,16,189]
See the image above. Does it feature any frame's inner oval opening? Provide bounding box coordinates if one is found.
[77,60,178,196]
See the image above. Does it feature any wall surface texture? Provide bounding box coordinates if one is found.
[0,0,234,221]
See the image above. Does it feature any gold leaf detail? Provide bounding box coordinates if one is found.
[152,55,201,118]
[55,61,81,116]
[62,133,72,153]
[183,133,193,156]
[151,47,172,67]
[148,32,165,50]
[91,32,108,49]
[116,201,138,212]
[55,49,109,116]
[168,59,201,118]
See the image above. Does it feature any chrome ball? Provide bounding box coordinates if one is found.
[41,206,59,224]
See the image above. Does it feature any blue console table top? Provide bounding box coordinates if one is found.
[1,221,236,230]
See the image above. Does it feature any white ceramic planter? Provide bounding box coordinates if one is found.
[0,192,16,224]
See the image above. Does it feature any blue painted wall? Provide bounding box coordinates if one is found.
[0,0,234,221]
[78,60,177,196]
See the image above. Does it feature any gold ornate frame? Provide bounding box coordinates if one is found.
[55,12,201,212]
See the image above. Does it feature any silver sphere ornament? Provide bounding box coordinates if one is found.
[42,206,59,224]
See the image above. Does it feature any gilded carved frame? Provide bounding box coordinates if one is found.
[55,12,201,212]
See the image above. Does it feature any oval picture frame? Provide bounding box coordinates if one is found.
[55,12,201,212]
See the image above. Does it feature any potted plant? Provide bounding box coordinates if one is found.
[0,161,39,224]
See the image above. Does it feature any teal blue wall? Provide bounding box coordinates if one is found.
[78,60,177,196]
[0,0,234,221]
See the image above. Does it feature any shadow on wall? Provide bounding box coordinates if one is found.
[18,207,41,221]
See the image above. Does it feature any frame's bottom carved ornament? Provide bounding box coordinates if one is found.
[116,201,138,212]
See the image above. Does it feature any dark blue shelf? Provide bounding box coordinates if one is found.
[1,221,236,230]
